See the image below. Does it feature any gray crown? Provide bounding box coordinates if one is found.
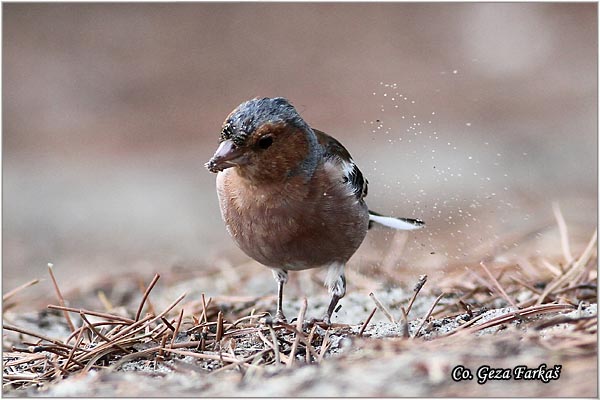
[221,97,309,145]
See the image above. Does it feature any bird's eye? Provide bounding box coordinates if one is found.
[257,135,273,149]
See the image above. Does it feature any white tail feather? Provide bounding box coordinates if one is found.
[369,214,424,230]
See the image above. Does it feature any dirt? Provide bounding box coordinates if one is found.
[3,263,597,397]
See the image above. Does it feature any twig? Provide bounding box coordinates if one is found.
[147,292,187,326]
[49,353,63,380]
[81,347,121,373]
[78,314,129,354]
[541,259,562,277]
[509,276,542,295]
[537,230,597,305]
[104,324,124,338]
[552,202,573,264]
[256,329,286,365]
[3,324,76,350]
[160,317,175,332]
[108,314,154,340]
[47,305,135,324]
[317,328,330,363]
[553,283,597,295]
[47,264,76,332]
[170,308,185,348]
[405,274,427,317]
[272,321,320,361]
[223,326,265,338]
[3,354,47,368]
[78,313,109,344]
[201,293,209,323]
[135,273,160,321]
[453,303,575,336]
[158,334,168,360]
[495,264,512,285]
[3,373,40,381]
[216,311,224,342]
[268,325,281,365]
[63,328,85,371]
[287,297,307,367]
[413,292,445,338]
[358,307,377,337]
[166,340,203,349]
[3,279,40,302]
[230,312,269,328]
[200,327,207,351]
[65,325,87,345]
[97,290,113,311]
[105,315,156,343]
[534,315,597,331]
[161,348,241,363]
[73,330,155,368]
[209,349,272,376]
[369,292,395,323]
[400,307,410,338]
[479,262,518,309]
[305,325,317,363]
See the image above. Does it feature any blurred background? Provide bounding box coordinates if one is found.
[3,3,597,299]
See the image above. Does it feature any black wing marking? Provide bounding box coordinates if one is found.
[344,161,368,200]
[313,129,368,201]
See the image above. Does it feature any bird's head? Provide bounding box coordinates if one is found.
[205,97,319,182]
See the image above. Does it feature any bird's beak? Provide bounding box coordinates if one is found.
[205,140,247,173]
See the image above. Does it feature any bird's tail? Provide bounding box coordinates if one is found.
[368,210,425,230]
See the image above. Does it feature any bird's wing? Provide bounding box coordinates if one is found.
[313,128,368,201]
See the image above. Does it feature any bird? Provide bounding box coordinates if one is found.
[205,97,424,324]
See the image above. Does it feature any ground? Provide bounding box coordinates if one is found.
[3,225,597,397]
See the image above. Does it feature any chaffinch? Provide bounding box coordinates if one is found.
[206,97,424,324]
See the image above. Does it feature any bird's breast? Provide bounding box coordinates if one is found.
[215,166,369,270]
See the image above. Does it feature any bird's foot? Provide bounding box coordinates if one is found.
[273,311,287,324]
[306,314,332,328]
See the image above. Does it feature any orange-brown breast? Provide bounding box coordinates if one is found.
[216,160,369,270]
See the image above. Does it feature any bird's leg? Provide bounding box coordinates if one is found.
[276,281,286,322]
[325,294,342,325]
[323,262,346,325]
[271,268,288,322]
